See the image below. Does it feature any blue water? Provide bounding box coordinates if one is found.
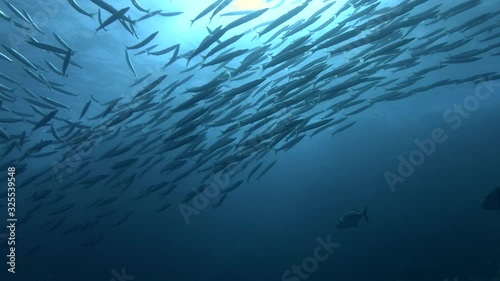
[0,0,500,280]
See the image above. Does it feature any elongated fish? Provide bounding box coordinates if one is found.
[2,0,29,23]
[190,0,223,27]
[22,9,44,34]
[129,73,151,87]
[0,8,11,21]
[96,6,130,32]
[134,44,158,55]
[134,74,167,98]
[67,0,96,19]
[32,110,58,131]
[223,8,268,31]
[0,72,21,85]
[127,31,158,49]
[220,11,254,17]
[53,32,75,53]
[210,0,232,22]
[258,2,309,37]
[125,49,137,76]
[44,59,66,76]
[247,162,263,182]
[112,158,138,169]
[50,125,64,142]
[111,210,133,227]
[2,44,37,70]
[80,100,91,119]
[159,12,183,17]
[131,0,149,13]
[62,49,72,75]
[156,202,171,212]
[90,0,134,23]
[40,96,71,110]
[147,44,178,56]
[135,9,161,22]
[26,40,67,54]
[0,52,12,62]
[257,160,277,179]
[0,127,9,141]
[212,193,227,208]
[49,203,75,216]
[97,8,106,31]
[221,180,243,193]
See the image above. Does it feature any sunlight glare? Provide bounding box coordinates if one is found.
[231,0,269,10]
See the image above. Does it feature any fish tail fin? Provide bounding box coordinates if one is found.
[190,20,195,27]
[363,206,369,222]
[225,70,232,81]
[257,64,264,76]
[130,19,138,27]
[90,13,97,21]
[200,55,206,66]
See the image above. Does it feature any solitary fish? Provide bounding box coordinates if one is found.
[337,206,368,229]
[482,186,500,210]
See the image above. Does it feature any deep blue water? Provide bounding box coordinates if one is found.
[0,0,500,281]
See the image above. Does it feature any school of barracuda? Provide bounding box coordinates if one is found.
[0,0,500,251]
